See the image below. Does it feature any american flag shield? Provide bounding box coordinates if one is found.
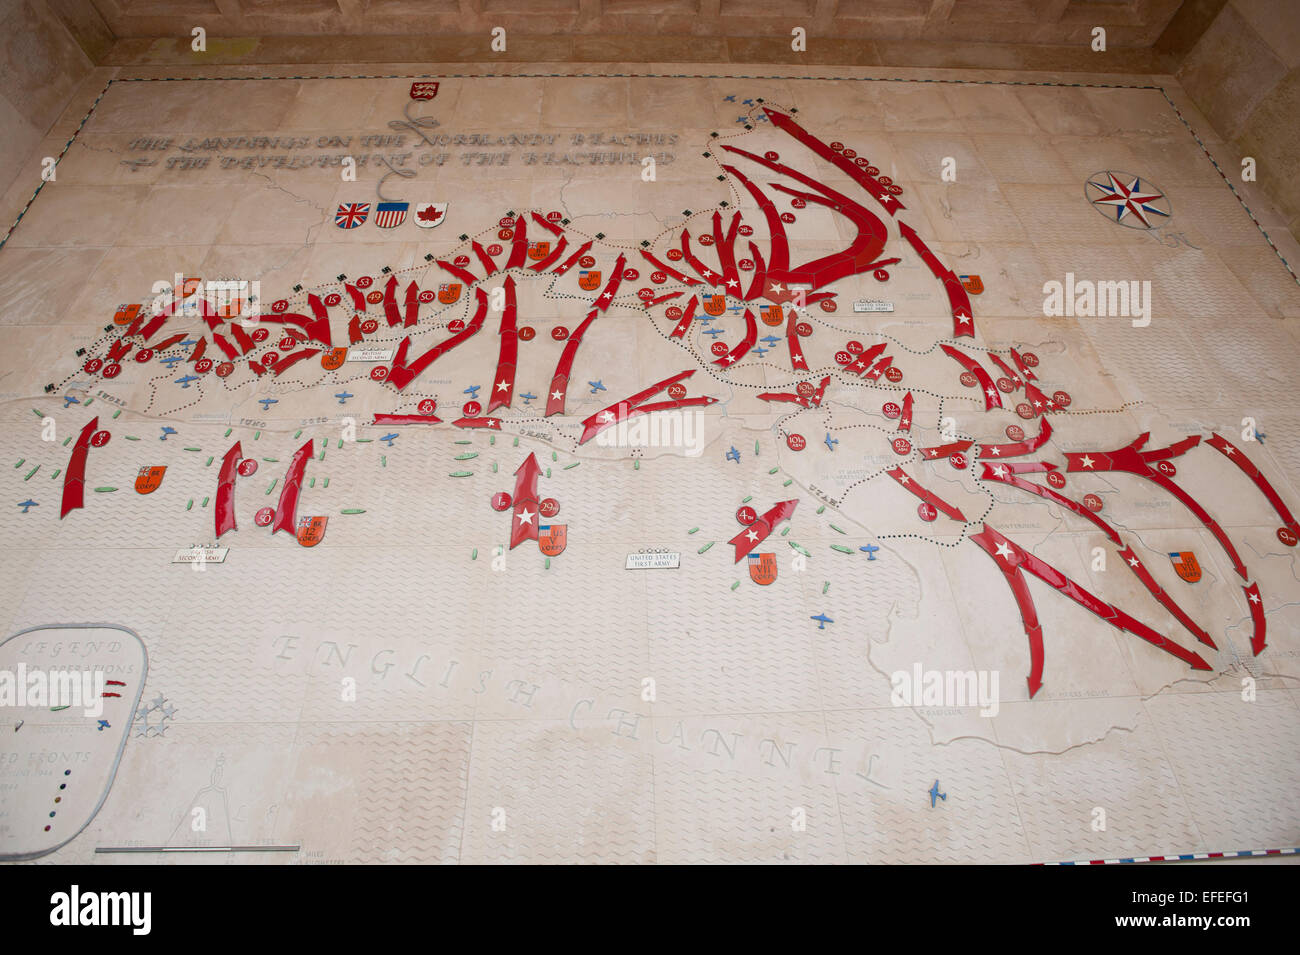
[373,202,409,228]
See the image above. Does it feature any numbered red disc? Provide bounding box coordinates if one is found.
[710,341,729,356]
[551,326,569,341]
[892,437,912,456]
[790,197,807,210]
[360,319,379,334]
[738,259,754,271]
[1016,403,1034,420]
[795,382,815,398]
[1005,424,1025,441]
[665,249,683,261]
[491,491,512,512]
[498,216,515,228]
[365,290,384,305]
[83,358,103,374]
[846,340,865,354]
[498,228,513,240]
[764,150,779,161]
[255,506,275,526]
[637,288,655,301]
[579,255,596,268]
[1020,352,1039,367]
[356,276,373,290]
[1083,494,1103,513]
[835,351,853,365]
[1155,460,1176,477]
[959,371,978,388]
[736,505,757,525]
[539,498,560,518]
[865,165,879,176]
[1277,527,1298,547]
[237,458,258,477]
[134,348,154,363]
[738,224,753,236]
[917,502,937,522]
[518,326,535,341]
[546,211,562,222]
[369,366,387,381]
[418,398,437,415]
[271,299,288,313]
[1052,390,1071,408]
[215,362,233,378]
[90,430,111,448]
[418,290,435,303]
[623,269,639,281]
[278,336,296,351]
[996,377,1014,393]
[665,306,683,320]
[448,319,465,333]
[651,271,667,284]
[486,244,503,256]
[1046,470,1066,489]
[787,433,806,451]
[841,148,857,159]
[667,382,687,400]
[779,212,796,224]
[324,293,342,307]
[949,452,967,470]
[830,141,844,151]
[698,234,714,246]
[252,327,270,343]
[453,255,471,268]
[884,367,903,383]
[855,157,868,168]
[795,322,813,336]
[261,351,278,366]
[463,400,481,417]
[818,299,836,313]
[877,175,893,186]
[882,402,901,419]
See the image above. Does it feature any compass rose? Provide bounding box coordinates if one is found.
[1085,171,1171,229]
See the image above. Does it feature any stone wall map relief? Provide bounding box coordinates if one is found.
[0,73,1297,865]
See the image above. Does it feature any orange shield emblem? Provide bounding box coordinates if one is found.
[703,295,726,316]
[180,277,202,297]
[114,303,142,326]
[438,283,462,304]
[1169,551,1201,583]
[959,274,983,295]
[761,304,784,327]
[747,552,777,586]
[321,347,347,370]
[296,515,328,547]
[578,270,601,291]
[134,465,166,494]
[538,524,567,557]
[528,241,550,261]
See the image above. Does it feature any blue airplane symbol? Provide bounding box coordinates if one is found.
[588,380,606,394]
[726,446,741,463]
[380,433,398,446]
[63,396,80,408]
[180,338,198,349]
[760,335,781,346]
[335,391,353,404]
[159,354,184,367]
[1254,430,1266,444]
[728,304,744,314]
[258,398,278,411]
[723,95,736,102]
[752,346,768,357]
[929,780,946,808]
[695,314,716,324]
[824,433,838,451]
[519,392,537,404]
[860,544,880,560]
[742,98,754,106]
[463,384,481,399]
[736,116,748,124]
[97,720,110,732]
[811,613,834,630]
[702,326,726,338]
[175,374,200,388]
[17,500,37,514]
[159,426,177,441]
[756,114,768,122]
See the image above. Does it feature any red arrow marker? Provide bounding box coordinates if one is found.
[487,275,519,413]
[940,344,1001,410]
[530,210,564,236]
[1010,348,1037,382]
[1244,582,1266,654]
[510,453,543,549]
[505,214,528,270]
[713,308,758,366]
[60,417,97,519]
[986,352,1022,389]
[978,418,1053,459]
[670,295,698,339]
[1206,433,1300,537]
[727,499,798,562]
[898,392,914,432]
[919,438,974,460]
[436,258,478,285]
[472,240,498,277]
[552,240,593,276]
[579,369,716,445]
[270,440,313,537]
[786,310,809,372]
[639,248,701,286]
[762,108,905,216]
[373,413,443,425]
[1117,546,1216,649]
[382,275,401,326]
[885,467,966,522]
[387,288,489,391]
[345,283,366,312]
[981,462,1119,543]
[453,416,502,430]
[215,441,241,539]
[527,236,567,272]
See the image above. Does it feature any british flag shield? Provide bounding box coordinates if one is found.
[410,81,439,101]
[374,202,409,228]
[335,203,369,229]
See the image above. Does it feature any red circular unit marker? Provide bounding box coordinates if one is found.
[882,402,901,419]
[884,367,903,383]
[1016,403,1034,420]
[1052,390,1071,408]
[1020,352,1039,367]
[491,492,512,511]
[418,399,437,415]
[214,362,233,378]
[252,327,270,343]
[90,430,111,448]
[271,299,288,313]
[736,505,757,525]
[651,271,667,284]
[795,382,815,398]
[780,212,796,224]
[835,351,853,365]
[579,255,596,268]
[486,244,503,256]
[818,299,836,313]
[279,336,296,351]
[846,340,864,354]
[1083,494,1103,513]
[539,498,560,518]
[623,268,639,281]
[418,290,434,303]
[551,326,569,340]
[365,290,383,304]
[710,341,729,356]
[1277,527,1298,547]
[238,458,258,477]
[892,437,912,455]
[324,293,342,307]
[1005,424,1025,441]
[917,502,937,522]
[949,452,967,470]
[666,248,683,261]
[959,371,977,388]
[448,319,465,333]
[667,382,687,400]
[134,349,153,364]
[83,358,103,374]
[787,433,806,451]
[370,366,387,381]
[996,377,1014,393]
[255,507,275,526]
[518,326,536,341]
[795,321,813,336]
[360,319,379,334]
[463,400,482,417]
[356,276,373,290]
[1046,470,1066,489]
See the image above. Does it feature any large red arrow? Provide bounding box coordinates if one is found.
[487,275,519,413]
[60,417,97,519]
[387,288,489,391]
[728,499,798,562]
[885,467,966,522]
[270,440,313,537]
[215,441,242,539]
[510,453,543,549]
[1206,432,1299,536]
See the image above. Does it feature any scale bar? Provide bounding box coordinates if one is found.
[95,845,300,853]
